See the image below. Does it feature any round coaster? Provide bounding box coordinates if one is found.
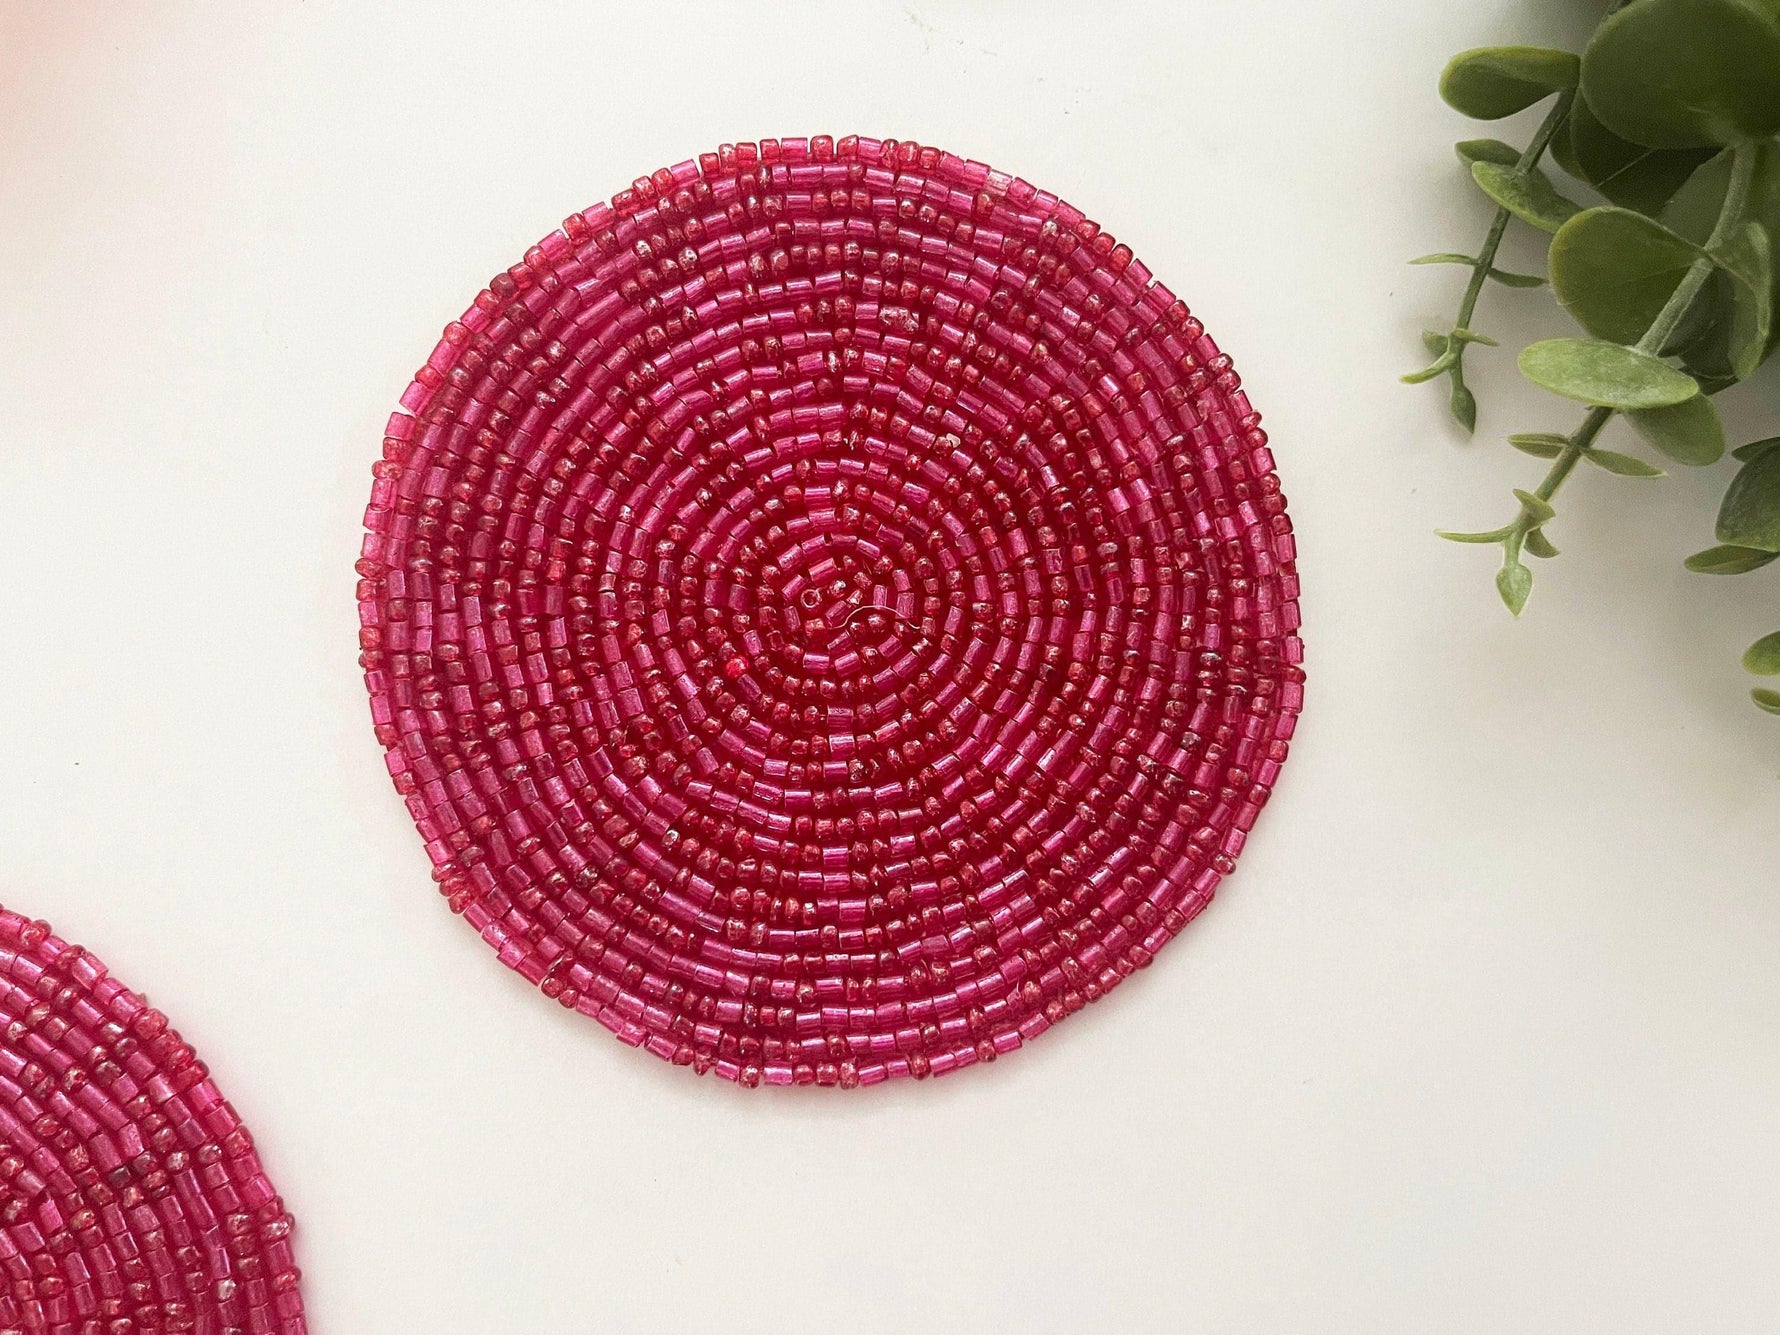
[358,135,1303,1087]
[0,906,304,1332]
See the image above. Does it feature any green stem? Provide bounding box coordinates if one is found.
[1535,409,1613,503]
[1455,96,1574,334]
[1499,141,1760,576]
[1436,92,1575,424]
[1635,143,1758,355]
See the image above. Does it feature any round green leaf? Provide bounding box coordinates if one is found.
[1661,149,1732,244]
[1442,46,1581,120]
[1560,96,1715,213]
[1471,161,1581,234]
[1663,144,1780,251]
[1743,631,1780,674]
[1673,145,1780,359]
[1549,206,1703,344]
[1674,276,1744,388]
[1661,268,1735,359]
[1751,687,1780,715]
[1711,221,1773,379]
[1625,395,1727,465]
[1717,447,1780,550]
[1518,338,1701,408]
[1684,544,1779,573]
[1581,0,1780,148]
[1733,436,1780,462]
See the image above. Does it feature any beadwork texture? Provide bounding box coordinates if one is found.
[0,908,304,1332]
[359,136,1303,1088]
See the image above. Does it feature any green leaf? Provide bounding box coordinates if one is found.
[1456,138,1524,167]
[1422,330,1450,357]
[1664,150,1739,243]
[1743,631,1780,674]
[1751,687,1780,714]
[1581,0,1780,148]
[1496,561,1534,616]
[1717,447,1780,551]
[1442,46,1581,120]
[1410,253,1478,267]
[1582,447,1666,477]
[1664,143,1780,252]
[1625,395,1727,465]
[1488,267,1546,288]
[1524,529,1560,559]
[1690,370,1744,396]
[1560,96,1716,213]
[1471,161,1582,234]
[1733,436,1780,462]
[1402,349,1459,384]
[1664,147,1780,368]
[1518,338,1701,408]
[1549,207,1703,344]
[1674,276,1745,388]
[1710,221,1773,379]
[1661,268,1735,358]
[1684,544,1779,573]
[1509,433,1566,458]
[1437,527,1513,544]
[1450,377,1478,433]
[1514,489,1556,523]
[1662,142,1780,374]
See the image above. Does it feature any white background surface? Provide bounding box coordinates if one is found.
[3,2,1778,1330]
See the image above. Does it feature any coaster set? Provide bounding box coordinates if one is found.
[358,135,1303,1087]
[0,907,304,1332]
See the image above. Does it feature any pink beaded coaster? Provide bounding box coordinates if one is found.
[0,907,304,1332]
[358,135,1302,1088]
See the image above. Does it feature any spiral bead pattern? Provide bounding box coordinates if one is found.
[0,908,303,1332]
[359,136,1303,1087]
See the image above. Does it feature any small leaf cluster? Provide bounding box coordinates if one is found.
[1409,0,1780,736]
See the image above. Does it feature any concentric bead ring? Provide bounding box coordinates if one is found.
[358,136,1303,1087]
[0,906,304,1331]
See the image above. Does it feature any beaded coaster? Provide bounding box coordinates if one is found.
[359,136,1303,1088]
[0,907,304,1331]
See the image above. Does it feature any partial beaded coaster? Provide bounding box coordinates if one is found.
[0,907,304,1331]
[359,135,1303,1088]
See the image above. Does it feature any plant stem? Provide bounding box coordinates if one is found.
[1536,408,1614,501]
[1517,92,1575,175]
[1502,142,1760,570]
[1505,407,1613,563]
[1437,91,1577,421]
[1635,143,1758,355]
